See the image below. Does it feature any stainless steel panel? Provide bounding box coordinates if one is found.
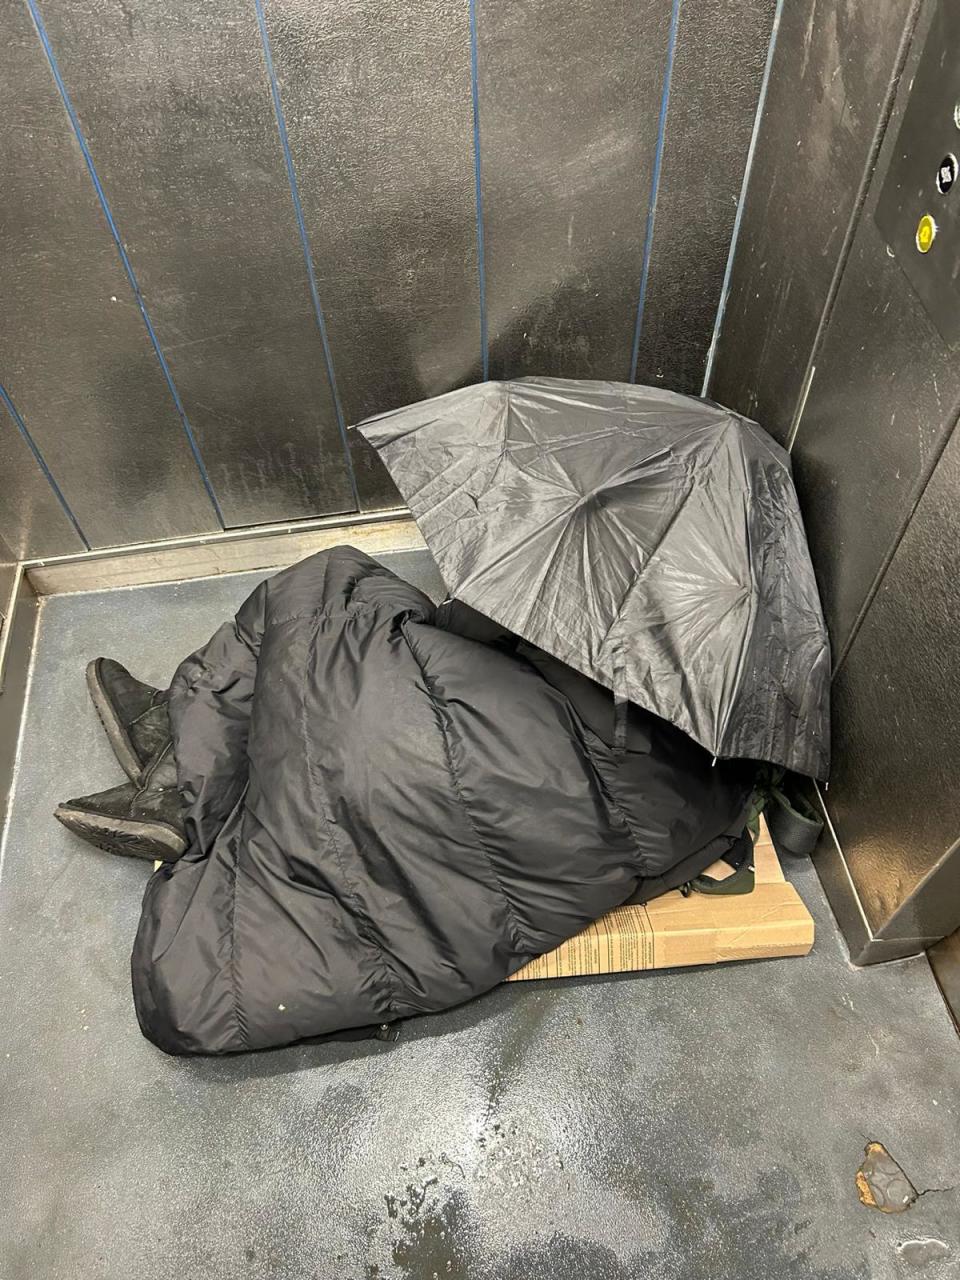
[714,0,960,965]
[262,0,481,510]
[709,0,916,441]
[791,225,959,658]
[632,0,777,396]
[875,1,960,346]
[826,419,960,941]
[791,1,960,659]
[0,1,221,550]
[37,0,359,528]
[478,0,670,382]
[0,392,87,558]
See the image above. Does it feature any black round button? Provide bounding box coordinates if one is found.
[936,153,958,194]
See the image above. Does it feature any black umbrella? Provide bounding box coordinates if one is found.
[358,377,830,778]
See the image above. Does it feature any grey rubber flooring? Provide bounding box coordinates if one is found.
[1,550,958,1279]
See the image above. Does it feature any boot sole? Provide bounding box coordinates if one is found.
[85,658,143,782]
[54,806,185,863]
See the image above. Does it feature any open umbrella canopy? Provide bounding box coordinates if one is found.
[358,377,830,778]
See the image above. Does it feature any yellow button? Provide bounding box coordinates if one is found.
[916,214,937,253]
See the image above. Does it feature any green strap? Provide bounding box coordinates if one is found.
[692,857,756,896]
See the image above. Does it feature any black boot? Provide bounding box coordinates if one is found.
[86,657,170,781]
[54,742,186,863]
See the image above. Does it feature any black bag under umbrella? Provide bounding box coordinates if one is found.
[358,377,830,779]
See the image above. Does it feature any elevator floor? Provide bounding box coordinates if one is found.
[1,551,958,1280]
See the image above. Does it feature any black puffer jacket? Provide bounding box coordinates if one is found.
[132,547,755,1055]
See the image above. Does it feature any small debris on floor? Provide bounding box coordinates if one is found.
[856,1142,918,1213]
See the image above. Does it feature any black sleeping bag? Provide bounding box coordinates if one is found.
[132,546,756,1055]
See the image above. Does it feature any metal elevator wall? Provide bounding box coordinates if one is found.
[0,0,777,558]
[710,0,960,960]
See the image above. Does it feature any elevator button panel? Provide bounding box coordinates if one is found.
[876,2,960,345]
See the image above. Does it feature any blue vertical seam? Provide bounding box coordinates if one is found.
[24,0,227,529]
[468,0,489,381]
[0,381,91,550]
[252,0,361,510]
[700,0,785,398]
[628,0,683,383]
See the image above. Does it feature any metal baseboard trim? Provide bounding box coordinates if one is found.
[0,571,39,839]
[811,784,953,966]
[854,934,941,965]
[810,783,880,964]
[23,509,424,596]
[812,833,932,964]
[0,563,26,694]
[928,929,960,1032]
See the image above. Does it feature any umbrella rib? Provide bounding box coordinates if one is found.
[509,420,715,500]
[594,427,746,758]
[594,429,732,655]
[593,480,695,660]
[715,445,779,752]
[510,512,584,634]
[454,496,582,596]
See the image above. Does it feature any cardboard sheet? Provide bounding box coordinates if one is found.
[508,820,813,981]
